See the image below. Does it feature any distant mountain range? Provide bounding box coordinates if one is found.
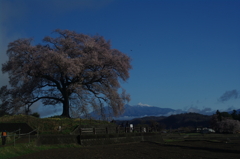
[120,104,179,118]
[88,104,240,121]
[88,104,240,129]
[89,104,184,120]
[125,108,240,129]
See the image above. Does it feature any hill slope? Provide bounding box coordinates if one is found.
[122,113,212,129]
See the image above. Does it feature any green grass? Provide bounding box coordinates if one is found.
[0,114,114,135]
[0,114,114,158]
[0,141,82,159]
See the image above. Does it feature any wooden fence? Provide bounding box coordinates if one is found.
[73,127,240,144]
[75,126,159,135]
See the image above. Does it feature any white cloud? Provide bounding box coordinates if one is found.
[186,106,214,115]
[113,116,136,120]
[137,102,152,107]
[165,109,185,116]
[224,106,235,112]
[218,90,239,103]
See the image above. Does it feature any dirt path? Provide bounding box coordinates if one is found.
[12,141,240,159]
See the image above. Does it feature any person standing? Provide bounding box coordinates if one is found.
[1,130,7,146]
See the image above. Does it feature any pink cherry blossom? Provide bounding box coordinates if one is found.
[1,29,132,118]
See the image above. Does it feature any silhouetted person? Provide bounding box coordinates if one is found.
[1,130,7,146]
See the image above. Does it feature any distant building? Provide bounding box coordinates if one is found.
[196,127,215,133]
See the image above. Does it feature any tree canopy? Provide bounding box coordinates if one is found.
[211,110,240,133]
[0,29,131,118]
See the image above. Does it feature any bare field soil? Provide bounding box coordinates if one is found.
[12,140,240,159]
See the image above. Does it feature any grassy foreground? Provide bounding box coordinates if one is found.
[0,114,112,134]
[0,115,111,158]
[0,142,82,159]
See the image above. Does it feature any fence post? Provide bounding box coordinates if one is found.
[19,129,21,138]
[14,133,15,147]
[79,135,82,145]
[37,128,39,138]
[79,128,83,135]
[116,127,119,134]
[106,127,108,134]
[93,128,96,135]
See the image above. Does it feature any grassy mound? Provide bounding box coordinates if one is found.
[0,115,114,134]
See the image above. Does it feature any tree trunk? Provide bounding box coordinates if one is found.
[61,86,71,118]
[61,98,70,118]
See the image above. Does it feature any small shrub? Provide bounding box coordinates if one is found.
[32,112,40,118]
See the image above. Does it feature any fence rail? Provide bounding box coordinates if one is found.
[73,127,240,144]
[75,126,159,135]
[2,127,240,147]
[1,128,38,147]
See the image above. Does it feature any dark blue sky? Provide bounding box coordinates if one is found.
[0,0,239,117]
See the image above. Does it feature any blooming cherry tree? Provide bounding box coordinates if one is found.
[0,29,131,118]
[211,114,240,133]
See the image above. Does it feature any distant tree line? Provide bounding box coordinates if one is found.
[211,110,240,133]
[216,110,240,121]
